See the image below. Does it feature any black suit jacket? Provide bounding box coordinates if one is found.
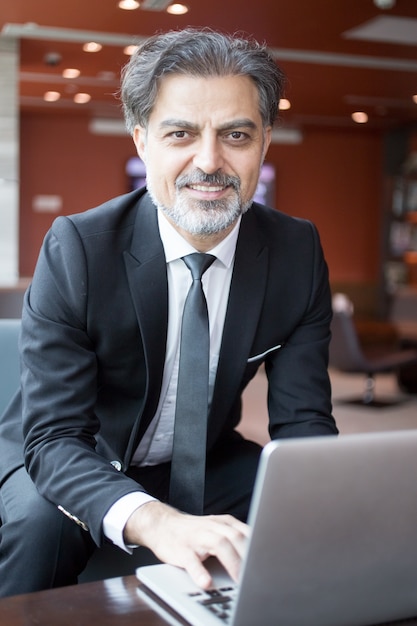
[0,188,337,544]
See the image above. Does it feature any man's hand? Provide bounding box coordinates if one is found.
[124,501,249,589]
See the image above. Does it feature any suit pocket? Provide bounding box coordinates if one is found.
[247,343,283,363]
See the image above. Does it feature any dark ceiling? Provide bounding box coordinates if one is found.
[1,0,417,130]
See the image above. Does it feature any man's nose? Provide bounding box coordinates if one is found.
[193,137,224,174]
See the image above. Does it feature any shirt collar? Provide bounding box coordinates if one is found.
[157,209,241,269]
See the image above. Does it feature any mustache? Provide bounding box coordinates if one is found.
[175,171,241,191]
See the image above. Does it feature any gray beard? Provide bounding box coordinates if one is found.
[147,174,252,237]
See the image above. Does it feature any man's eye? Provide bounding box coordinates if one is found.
[172,130,188,139]
[228,131,249,141]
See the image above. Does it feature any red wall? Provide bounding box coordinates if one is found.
[19,111,383,287]
[268,128,383,284]
[20,112,135,275]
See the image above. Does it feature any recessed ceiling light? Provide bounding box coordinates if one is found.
[118,0,140,9]
[83,42,103,53]
[62,68,80,79]
[74,93,91,104]
[279,98,291,111]
[352,111,368,124]
[167,3,188,14]
[44,91,61,102]
[124,45,139,56]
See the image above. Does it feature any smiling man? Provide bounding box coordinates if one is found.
[134,73,270,249]
[0,28,338,597]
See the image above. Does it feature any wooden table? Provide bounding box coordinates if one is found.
[2,575,417,626]
[0,576,187,625]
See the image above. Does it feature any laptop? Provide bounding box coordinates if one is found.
[136,430,417,626]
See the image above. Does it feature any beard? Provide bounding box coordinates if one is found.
[147,171,253,237]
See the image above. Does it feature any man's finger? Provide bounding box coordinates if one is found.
[183,551,213,589]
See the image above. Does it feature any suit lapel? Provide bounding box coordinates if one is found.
[123,193,168,444]
[208,209,269,446]
[122,197,269,452]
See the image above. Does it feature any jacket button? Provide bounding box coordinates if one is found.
[110,460,122,471]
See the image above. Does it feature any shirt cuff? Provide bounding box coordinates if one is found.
[102,492,157,552]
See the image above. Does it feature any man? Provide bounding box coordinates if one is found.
[0,28,338,597]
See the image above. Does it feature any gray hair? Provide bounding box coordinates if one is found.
[120,28,286,135]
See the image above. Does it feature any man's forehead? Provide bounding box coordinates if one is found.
[150,73,263,124]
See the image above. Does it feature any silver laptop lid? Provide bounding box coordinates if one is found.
[235,430,417,626]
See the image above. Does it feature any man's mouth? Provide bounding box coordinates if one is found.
[187,184,226,193]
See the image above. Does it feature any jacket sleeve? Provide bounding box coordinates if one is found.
[265,220,338,439]
[21,216,144,546]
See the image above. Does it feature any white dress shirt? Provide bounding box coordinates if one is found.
[103,209,240,550]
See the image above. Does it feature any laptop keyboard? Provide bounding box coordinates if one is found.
[187,585,238,623]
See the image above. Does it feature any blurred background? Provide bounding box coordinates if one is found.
[1,0,417,327]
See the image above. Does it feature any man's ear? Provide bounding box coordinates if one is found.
[133,125,147,162]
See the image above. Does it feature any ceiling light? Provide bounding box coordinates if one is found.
[118,0,140,9]
[62,68,80,79]
[351,111,368,124]
[279,98,291,111]
[83,42,102,53]
[166,3,189,14]
[74,93,91,104]
[44,91,61,102]
[124,44,139,56]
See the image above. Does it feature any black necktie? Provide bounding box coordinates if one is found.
[169,253,216,514]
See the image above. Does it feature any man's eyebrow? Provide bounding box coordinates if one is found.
[158,118,258,131]
[159,119,197,130]
[218,119,258,131]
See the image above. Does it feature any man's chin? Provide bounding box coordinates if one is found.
[175,215,238,237]
[148,187,250,235]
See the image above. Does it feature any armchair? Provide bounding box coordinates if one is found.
[329,294,417,407]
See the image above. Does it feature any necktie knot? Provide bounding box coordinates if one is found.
[182,253,215,281]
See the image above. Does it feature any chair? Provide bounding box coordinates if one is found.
[389,287,417,393]
[0,318,157,583]
[0,288,25,319]
[0,319,21,415]
[329,294,417,407]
